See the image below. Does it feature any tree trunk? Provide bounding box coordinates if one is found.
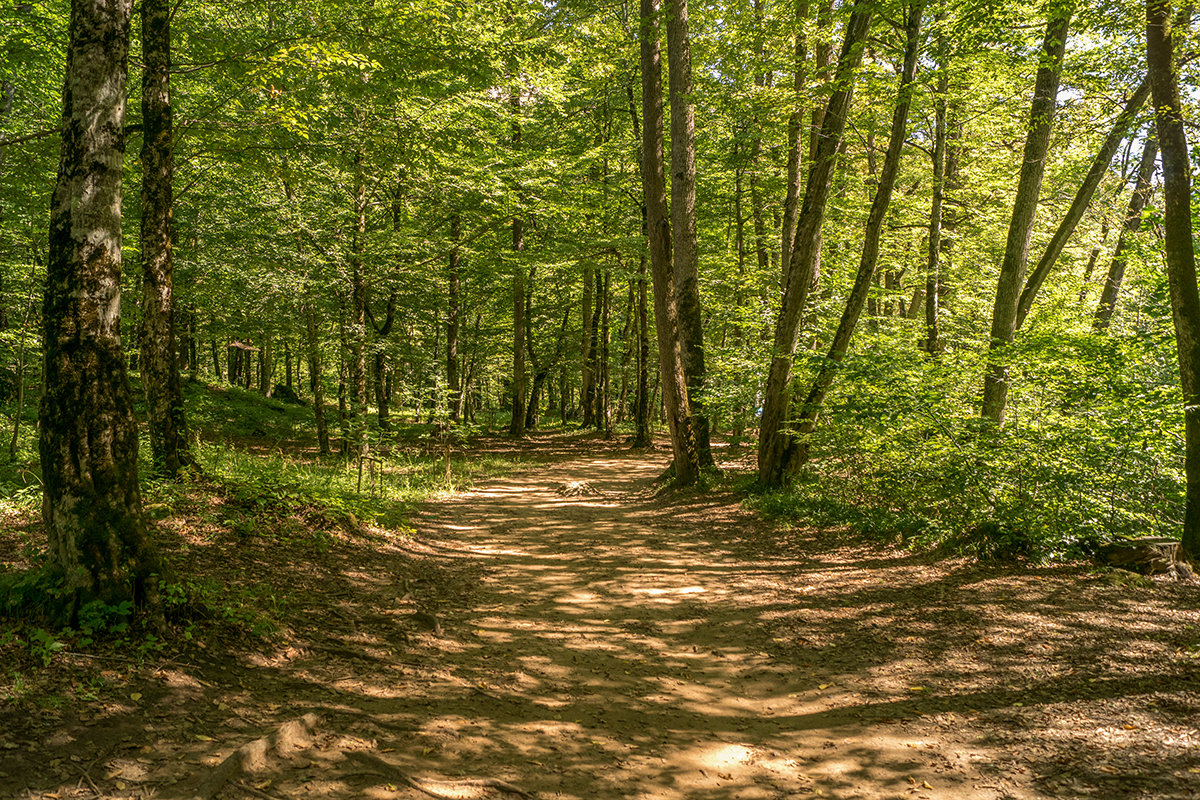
[1015,76,1151,328]
[787,0,924,471]
[138,0,192,478]
[640,0,700,485]
[981,3,1071,425]
[665,0,713,469]
[600,269,613,437]
[1094,134,1158,330]
[580,263,594,425]
[1147,0,1200,562]
[40,0,161,622]
[305,306,330,454]
[780,1,809,276]
[447,215,462,421]
[925,28,948,355]
[509,215,527,436]
[757,0,873,487]
[633,250,652,446]
[348,154,368,456]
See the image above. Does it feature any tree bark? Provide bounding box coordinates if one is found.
[981,2,1072,425]
[665,0,713,468]
[447,215,462,421]
[580,263,595,425]
[641,0,700,484]
[305,306,330,454]
[1147,0,1200,561]
[788,0,924,471]
[924,24,948,355]
[757,0,873,487]
[633,250,652,446]
[348,154,368,456]
[40,0,161,621]
[1094,134,1158,330]
[780,0,809,276]
[138,0,192,478]
[1015,76,1151,328]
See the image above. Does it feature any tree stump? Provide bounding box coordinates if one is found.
[1097,537,1195,581]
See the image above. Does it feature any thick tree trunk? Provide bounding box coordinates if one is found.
[138,0,192,478]
[641,0,700,484]
[981,4,1072,425]
[665,0,713,469]
[1015,76,1151,328]
[788,0,924,471]
[40,0,161,621]
[757,0,873,487]
[305,307,330,454]
[1094,134,1158,330]
[1147,0,1200,562]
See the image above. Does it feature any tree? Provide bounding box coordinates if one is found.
[1147,0,1199,562]
[981,0,1073,425]
[40,0,161,620]
[139,0,194,478]
[1093,133,1158,330]
[757,0,873,487]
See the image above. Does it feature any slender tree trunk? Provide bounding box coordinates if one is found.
[348,154,368,456]
[138,0,192,478]
[788,0,924,471]
[305,306,330,454]
[781,0,809,276]
[665,0,713,469]
[580,264,595,425]
[9,263,37,459]
[981,3,1072,425]
[447,215,461,421]
[1147,0,1200,561]
[641,0,699,484]
[757,0,873,487]
[925,26,948,355]
[509,214,527,436]
[1094,134,1159,330]
[601,269,613,437]
[633,251,652,446]
[1015,76,1151,328]
[40,0,161,621]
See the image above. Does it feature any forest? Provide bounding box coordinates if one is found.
[1,0,1199,797]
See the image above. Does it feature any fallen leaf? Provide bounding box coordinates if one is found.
[130,692,142,701]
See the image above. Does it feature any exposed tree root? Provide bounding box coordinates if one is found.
[190,713,320,800]
[347,750,534,799]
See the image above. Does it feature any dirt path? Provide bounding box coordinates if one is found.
[3,442,1199,799]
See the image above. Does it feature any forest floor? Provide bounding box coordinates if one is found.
[3,433,1200,799]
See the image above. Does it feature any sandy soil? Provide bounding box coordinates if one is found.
[2,438,1199,799]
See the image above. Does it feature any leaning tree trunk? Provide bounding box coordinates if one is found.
[1094,134,1158,330]
[139,0,193,478]
[981,3,1072,425]
[757,0,873,487]
[40,0,162,622]
[1015,76,1151,328]
[780,1,809,276]
[787,0,924,471]
[1147,0,1200,562]
[640,0,700,485]
[665,0,713,469]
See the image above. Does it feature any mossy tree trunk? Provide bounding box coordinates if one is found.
[41,0,162,622]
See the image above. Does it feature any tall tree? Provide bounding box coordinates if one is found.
[139,0,194,478]
[757,0,873,487]
[40,0,161,621]
[664,0,713,469]
[789,0,925,469]
[1147,0,1200,562]
[640,0,701,485]
[981,1,1073,425]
